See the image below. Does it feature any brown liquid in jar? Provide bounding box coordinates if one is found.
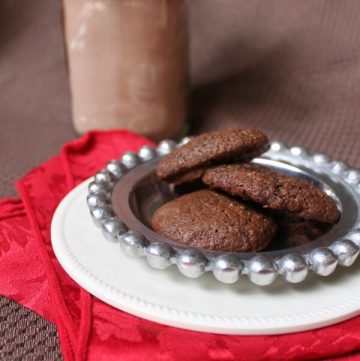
[62,0,187,141]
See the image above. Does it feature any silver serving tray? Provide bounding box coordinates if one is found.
[87,138,360,286]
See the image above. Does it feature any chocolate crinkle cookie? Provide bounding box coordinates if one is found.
[151,190,277,252]
[203,163,340,224]
[267,214,333,250]
[156,128,269,184]
[152,128,340,253]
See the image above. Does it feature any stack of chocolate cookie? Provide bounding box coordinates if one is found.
[151,128,340,253]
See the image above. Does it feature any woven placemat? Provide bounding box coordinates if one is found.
[0,298,62,361]
[189,0,360,168]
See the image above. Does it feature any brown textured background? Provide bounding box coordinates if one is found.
[1,0,360,359]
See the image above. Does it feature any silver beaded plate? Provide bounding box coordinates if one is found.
[87,138,360,286]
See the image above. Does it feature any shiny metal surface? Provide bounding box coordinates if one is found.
[101,217,127,243]
[145,243,173,269]
[121,151,140,169]
[277,254,308,283]
[248,256,277,286]
[118,231,146,257]
[106,160,126,179]
[308,248,338,276]
[176,250,207,278]
[87,193,109,208]
[86,138,360,285]
[156,140,177,156]
[331,240,359,267]
[90,205,113,228]
[212,255,243,284]
[95,169,113,185]
[88,180,110,196]
[138,145,157,162]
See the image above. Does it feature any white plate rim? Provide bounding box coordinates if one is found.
[51,179,360,335]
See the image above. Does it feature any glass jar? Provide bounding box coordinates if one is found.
[62,0,187,140]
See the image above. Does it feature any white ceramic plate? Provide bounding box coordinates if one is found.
[51,179,360,335]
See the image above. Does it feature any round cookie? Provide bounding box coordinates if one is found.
[151,189,277,252]
[271,214,332,249]
[203,163,340,224]
[156,128,269,183]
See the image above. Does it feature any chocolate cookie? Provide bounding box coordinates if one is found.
[156,128,269,184]
[203,163,340,224]
[151,189,277,252]
[169,168,207,185]
[268,214,332,250]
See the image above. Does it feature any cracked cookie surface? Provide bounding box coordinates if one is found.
[203,163,340,224]
[156,128,269,184]
[151,189,277,252]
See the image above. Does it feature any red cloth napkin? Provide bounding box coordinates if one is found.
[1,130,360,361]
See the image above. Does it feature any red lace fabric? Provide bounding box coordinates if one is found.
[0,130,360,361]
